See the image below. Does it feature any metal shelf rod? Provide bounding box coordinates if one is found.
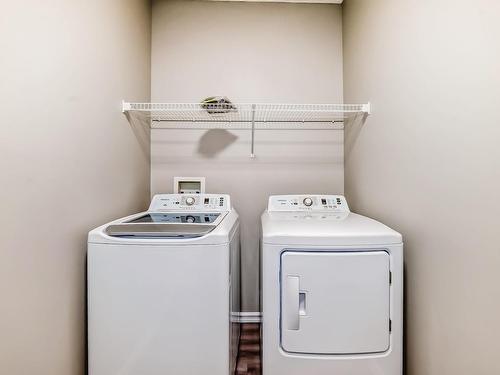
[151,120,346,123]
[250,104,256,158]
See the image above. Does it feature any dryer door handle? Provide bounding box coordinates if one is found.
[283,276,300,330]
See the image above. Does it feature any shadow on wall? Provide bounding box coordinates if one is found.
[344,112,369,161]
[125,112,151,161]
[151,128,344,165]
[198,129,239,158]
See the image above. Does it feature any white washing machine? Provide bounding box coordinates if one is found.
[88,194,240,375]
[261,195,403,375]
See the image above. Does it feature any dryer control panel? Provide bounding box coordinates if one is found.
[149,194,231,212]
[268,195,350,212]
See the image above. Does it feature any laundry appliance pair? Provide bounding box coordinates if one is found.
[87,193,402,375]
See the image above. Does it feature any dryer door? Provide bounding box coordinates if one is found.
[280,250,391,355]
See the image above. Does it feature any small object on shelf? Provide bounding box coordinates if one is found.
[200,96,237,114]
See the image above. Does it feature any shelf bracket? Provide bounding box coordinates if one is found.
[122,101,131,113]
[250,104,256,158]
[363,102,371,115]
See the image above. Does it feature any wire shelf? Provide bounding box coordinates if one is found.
[123,102,370,123]
[122,101,371,157]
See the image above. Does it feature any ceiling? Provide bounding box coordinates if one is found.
[205,1,344,3]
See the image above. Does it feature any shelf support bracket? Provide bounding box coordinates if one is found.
[250,104,256,158]
[122,101,131,113]
[363,102,371,115]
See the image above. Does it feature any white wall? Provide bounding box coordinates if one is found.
[0,1,151,374]
[343,0,500,373]
[151,0,344,311]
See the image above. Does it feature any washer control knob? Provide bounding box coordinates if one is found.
[303,197,313,207]
[185,197,195,206]
[186,215,196,223]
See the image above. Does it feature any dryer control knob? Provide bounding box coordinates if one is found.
[185,197,195,206]
[186,215,196,223]
[303,197,313,207]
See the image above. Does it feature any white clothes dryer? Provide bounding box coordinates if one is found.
[88,194,240,375]
[261,195,403,375]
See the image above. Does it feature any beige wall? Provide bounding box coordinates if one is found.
[0,1,151,374]
[151,0,344,311]
[343,0,500,373]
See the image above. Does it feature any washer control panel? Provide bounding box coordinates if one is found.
[267,195,350,212]
[149,194,231,212]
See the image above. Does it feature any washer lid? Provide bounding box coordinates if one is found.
[261,212,402,246]
[105,223,216,238]
[88,210,238,245]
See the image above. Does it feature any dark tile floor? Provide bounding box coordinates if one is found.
[236,323,261,375]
